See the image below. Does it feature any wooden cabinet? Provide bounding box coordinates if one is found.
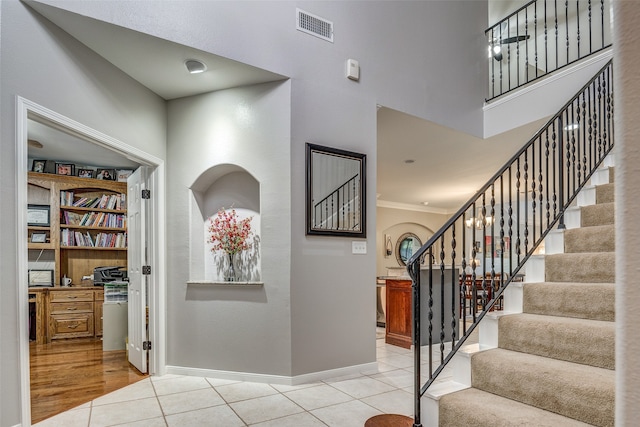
[48,289,95,340]
[95,290,104,337]
[385,279,413,349]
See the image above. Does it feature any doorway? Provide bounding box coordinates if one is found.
[17,97,166,425]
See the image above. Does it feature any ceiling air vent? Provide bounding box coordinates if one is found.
[296,8,334,43]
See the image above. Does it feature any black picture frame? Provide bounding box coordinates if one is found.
[306,143,366,237]
[28,269,54,287]
[56,163,75,176]
[27,204,50,227]
[96,168,116,181]
[31,159,46,173]
[77,168,95,179]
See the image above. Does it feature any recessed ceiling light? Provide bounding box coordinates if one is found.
[185,59,207,74]
[404,159,415,164]
[422,201,429,206]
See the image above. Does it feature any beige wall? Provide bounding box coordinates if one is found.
[376,206,450,277]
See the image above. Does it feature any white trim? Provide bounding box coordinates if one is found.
[16,96,167,423]
[166,362,378,386]
[483,48,614,111]
[376,199,453,215]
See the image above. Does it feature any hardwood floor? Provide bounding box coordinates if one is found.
[30,338,147,424]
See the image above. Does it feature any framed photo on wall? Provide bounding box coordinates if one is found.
[32,159,46,173]
[27,204,50,227]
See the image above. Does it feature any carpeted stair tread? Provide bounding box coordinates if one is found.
[545,252,614,283]
[523,282,614,321]
[471,349,614,426]
[498,313,614,369]
[596,182,614,204]
[439,387,592,427]
[581,202,614,227]
[564,224,614,253]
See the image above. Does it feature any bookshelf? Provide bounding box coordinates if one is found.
[28,172,128,286]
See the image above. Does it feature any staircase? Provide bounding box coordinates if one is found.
[436,159,616,426]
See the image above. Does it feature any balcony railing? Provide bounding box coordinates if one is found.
[486,0,611,101]
[407,60,613,426]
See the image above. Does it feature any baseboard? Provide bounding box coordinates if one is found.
[165,361,378,386]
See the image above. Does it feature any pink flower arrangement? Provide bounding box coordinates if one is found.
[208,208,253,255]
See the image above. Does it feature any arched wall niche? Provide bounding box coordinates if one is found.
[189,164,261,282]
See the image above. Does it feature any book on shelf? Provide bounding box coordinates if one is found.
[63,211,83,226]
[60,191,74,206]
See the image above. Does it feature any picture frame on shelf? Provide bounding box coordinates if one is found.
[77,168,94,178]
[116,169,133,182]
[56,163,75,176]
[27,204,50,227]
[30,232,47,243]
[96,168,116,181]
[32,159,46,173]
[28,269,54,287]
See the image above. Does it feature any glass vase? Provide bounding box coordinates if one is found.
[224,252,236,282]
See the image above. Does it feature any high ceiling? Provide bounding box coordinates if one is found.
[27,1,543,213]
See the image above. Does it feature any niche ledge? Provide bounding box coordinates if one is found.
[187,280,264,287]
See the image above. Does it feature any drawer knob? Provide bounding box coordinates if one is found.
[67,323,79,329]
[66,307,77,311]
[67,296,78,299]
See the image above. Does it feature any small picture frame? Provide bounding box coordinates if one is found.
[96,168,116,181]
[77,168,94,179]
[56,163,75,176]
[32,159,47,173]
[30,232,47,243]
[116,169,133,182]
[28,269,54,287]
[27,204,50,227]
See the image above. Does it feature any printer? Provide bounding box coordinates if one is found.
[93,266,128,286]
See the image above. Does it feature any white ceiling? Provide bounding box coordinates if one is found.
[27,1,545,213]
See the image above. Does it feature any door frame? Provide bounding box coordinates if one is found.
[15,96,167,425]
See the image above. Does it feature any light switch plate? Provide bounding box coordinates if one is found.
[352,241,367,254]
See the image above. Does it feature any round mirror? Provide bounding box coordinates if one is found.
[396,233,422,266]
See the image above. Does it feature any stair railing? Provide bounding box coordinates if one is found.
[407,59,613,427]
[313,174,360,231]
[486,0,611,101]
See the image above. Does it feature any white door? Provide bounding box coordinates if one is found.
[127,167,148,373]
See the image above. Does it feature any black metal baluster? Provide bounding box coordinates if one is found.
[607,64,614,151]
[555,0,559,70]
[428,246,434,378]
[598,74,604,160]
[552,127,557,221]
[538,136,544,240]
[516,14,520,88]
[576,98,582,188]
[507,17,512,92]
[450,224,457,344]
[600,0,605,49]
[439,236,446,360]
[558,115,565,229]
[545,0,549,73]
[516,158,522,265]
[525,8,529,83]
[565,0,570,65]
[508,167,514,275]
[491,27,496,99]
[534,1,538,78]
[571,103,578,190]
[531,142,537,246]
[565,111,572,210]
[582,91,588,182]
[471,202,478,321]
[589,0,593,52]
[576,0,581,59]
[499,176,505,289]
[524,150,530,253]
[461,214,467,330]
[490,185,496,292]
[545,131,551,228]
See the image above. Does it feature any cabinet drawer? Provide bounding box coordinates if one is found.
[49,290,94,302]
[50,301,93,315]
[49,313,95,339]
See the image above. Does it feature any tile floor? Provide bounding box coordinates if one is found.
[34,329,463,427]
